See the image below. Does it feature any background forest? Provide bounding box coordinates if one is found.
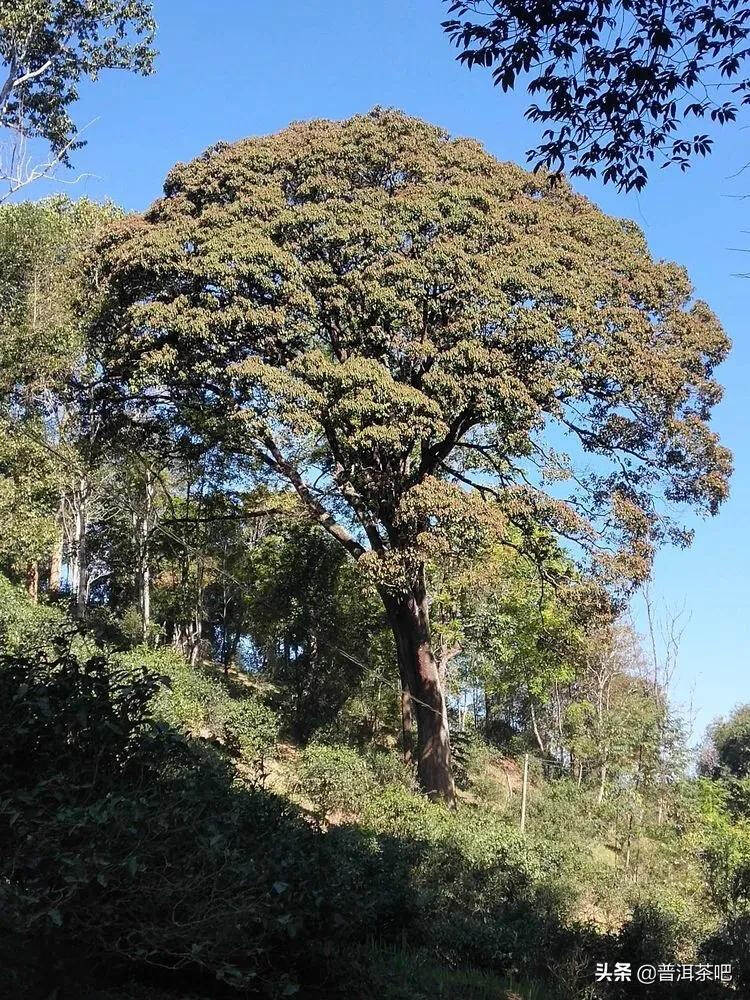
[2,3,750,1000]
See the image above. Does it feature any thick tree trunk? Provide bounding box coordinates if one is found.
[49,537,63,593]
[384,588,455,803]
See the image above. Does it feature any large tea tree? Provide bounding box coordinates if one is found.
[90,110,730,801]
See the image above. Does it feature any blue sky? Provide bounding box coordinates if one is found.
[42,0,749,741]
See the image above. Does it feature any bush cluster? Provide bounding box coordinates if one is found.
[0,637,349,998]
[295,743,376,822]
[0,572,66,651]
[1,597,743,999]
[121,645,279,783]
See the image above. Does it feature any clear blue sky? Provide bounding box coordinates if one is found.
[44,0,750,742]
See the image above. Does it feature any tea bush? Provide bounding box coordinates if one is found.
[2,595,735,1000]
[295,742,375,821]
[120,645,279,782]
[348,783,592,983]
[701,912,750,994]
[0,636,352,998]
[364,746,415,790]
[0,572,66,651]
[223,695,280,782]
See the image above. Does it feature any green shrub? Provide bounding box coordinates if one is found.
[702,821,750,919]
[116,604,164,648]
[0,572,66,652]
[129,645,226,732]
[451,727,490,790]
[119,645,279,782]
[3,597,726,1000]
[616,899,683,967]
[350,783,589,982]
[2,629,673,1000]
[364,747,415,789]
[526,777,601,846]
[0,634,352,998]
[223,695,279,783]
[357,942,545,1000]
[609,899,720,999]
[359,779,439,838]
[726,778,750,820]
[296,743,375,821]
[708,705,750,779]
[700,912,750,994]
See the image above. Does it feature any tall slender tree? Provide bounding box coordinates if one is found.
[0,196,121,600]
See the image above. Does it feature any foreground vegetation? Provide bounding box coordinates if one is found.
[1,576,749,999]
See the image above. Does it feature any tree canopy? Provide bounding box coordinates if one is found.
[92,109,731,583]
[705,704,750,779]
[0,12,746,992]
[443,0,750,190]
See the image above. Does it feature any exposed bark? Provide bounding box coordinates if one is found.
[597,763,607,805]
[400,682,415,765]
[259,431,456,796]
[140,560,151,639]
[592,652,614,806]
[436,642,461,685]
[133,470,155,642]
[49,515,63,593]
[624,810,634,870]
[383,586,455,803]
[25,562,39,602]
[554,681,565,763]
[259,435,366,560]
[529,699,547,756]
[173,617,202,665]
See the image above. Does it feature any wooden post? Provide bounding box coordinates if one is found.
[520,753,529,835]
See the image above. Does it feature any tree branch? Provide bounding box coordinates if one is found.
[259,435,366,560]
